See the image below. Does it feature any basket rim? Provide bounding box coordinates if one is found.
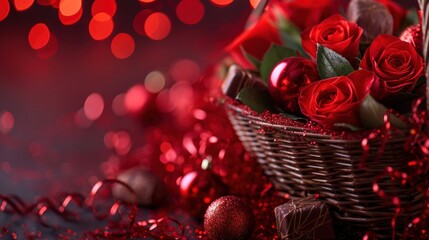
[224,99,409,143]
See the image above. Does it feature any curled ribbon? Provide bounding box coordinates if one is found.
[0,179,185,239]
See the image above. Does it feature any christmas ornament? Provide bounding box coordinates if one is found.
[204,195,255,240]
[269,57,319,113]
[113,167,168,207]
[400,24,423,54]
[347,0,393,44]
[179,158,228,218]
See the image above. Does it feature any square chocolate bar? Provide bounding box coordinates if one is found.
[275,198,335,240]
[222,65,265,98]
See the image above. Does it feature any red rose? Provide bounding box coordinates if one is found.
[270,0,342,30]
[298,70,374,128]
[226,13,281,70]
[375,0,407,32]
[301,14,363,64]
[269,57,319,113]
[360,35,424,100]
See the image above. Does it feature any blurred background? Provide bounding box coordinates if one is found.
[0,0,252,198]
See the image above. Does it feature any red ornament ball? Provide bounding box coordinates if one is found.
[400,24,423,54]
[204,196,255,240]
[269,57,319,113]
[179,166,228,218]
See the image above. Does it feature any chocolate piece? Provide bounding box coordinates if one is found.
[274,198,335,240]
[222,65,266,98]
[347,0,393,44]
[113,167,168,207]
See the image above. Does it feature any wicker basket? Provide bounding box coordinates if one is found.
[225,102,424,238]
[222,0,429,238]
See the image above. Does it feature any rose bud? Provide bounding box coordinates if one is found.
[347,0,393,44]
[269,57,320,113]
[400,24,423,55]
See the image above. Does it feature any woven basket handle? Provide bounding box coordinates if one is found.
[419,0,429,112]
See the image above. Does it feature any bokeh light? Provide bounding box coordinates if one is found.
[144,12,171,41]
[89,12,114,40]
[156,89,174,113]
[0,0,10,22]
[108,131,132,155]
[133,9,152,36]
[28,23,51,50]
[37,0,58,7]
[59,0,81,17]
[145,71,166,93]
[111,33,135,59]
[59,7,82,25]
[176,0,205,25]
[84,93,104,121]
[249,0,260,8]
[35,33,58,59]
[0,111,14,134]
[169,82,193,110]
[91,0,116,17]
[209,0,233,7]
[74,109,92,128]
[170,59,201,83]
[112,93,127,116]
[138,0,156,3]
[124,84,149,114]
[14,0,34,11]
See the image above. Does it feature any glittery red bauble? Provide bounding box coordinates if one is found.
[204,196,255,240]
[400,24,423,54]
[269,57,319,113]
[179,169,228,218]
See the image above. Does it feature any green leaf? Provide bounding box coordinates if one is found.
[316,44,354,79]
[273,10,308,57]
[236,87,276,114]
[398,8,419,33]
[334,123,362,131]
[280,32,308,57]
[277,15,301,42]
[241,46,261,70]
[359,95,408,129]
[260,44,297,83]
[279,112,306,121]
